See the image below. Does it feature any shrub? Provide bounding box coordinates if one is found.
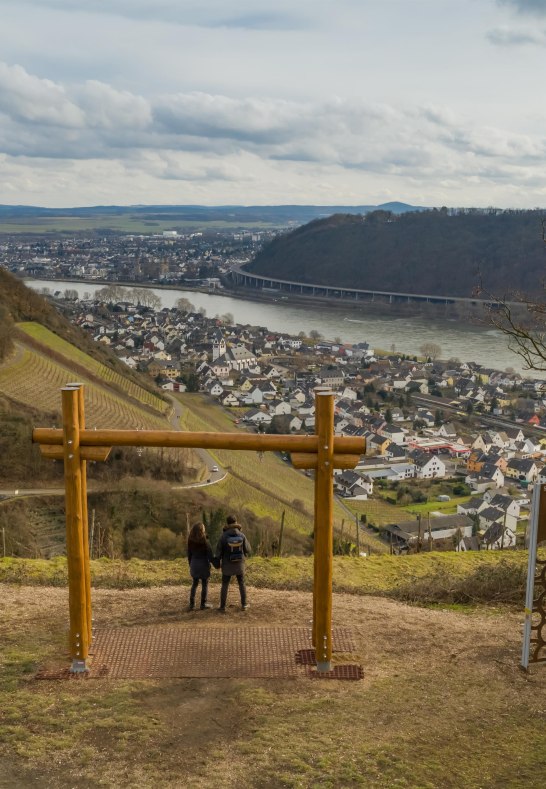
[391,559,527,604]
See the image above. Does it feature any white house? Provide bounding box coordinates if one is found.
[409,451,446,479]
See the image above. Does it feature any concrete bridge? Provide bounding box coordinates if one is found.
[229,264,502,308]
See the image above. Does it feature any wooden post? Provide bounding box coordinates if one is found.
[314,391,334,672]
[278,510,285,556]
[62,387,89,671]
[69,383,92,647]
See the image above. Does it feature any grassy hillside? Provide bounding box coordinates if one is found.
[0,549,538,603]
[248,208,546,298]
[17,322,168,414]
[177,392,349,543]
[0,345,168,430]
[0,274,202,486]
[0,268,163,398]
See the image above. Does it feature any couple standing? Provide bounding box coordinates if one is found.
[187,515,251,612]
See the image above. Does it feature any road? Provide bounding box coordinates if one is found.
[166,394,227,488]
[0,397,227,502]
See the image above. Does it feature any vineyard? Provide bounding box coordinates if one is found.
[0,348,169,430]
[17,322,168,415]
[176,392,349,539]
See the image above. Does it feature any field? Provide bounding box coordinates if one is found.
[17,322,168,414]
[0,347,168,430]
[1,554,545,788]
[0,215,273,234]
[176,393,349,540]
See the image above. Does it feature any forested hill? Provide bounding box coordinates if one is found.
[247,209,546,298]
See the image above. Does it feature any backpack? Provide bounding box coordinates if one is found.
[225,532,245,562]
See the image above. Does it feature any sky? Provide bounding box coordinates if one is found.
[1,0,546,208]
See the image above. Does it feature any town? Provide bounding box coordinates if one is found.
[0,228,276,288]
[32,282,546,557]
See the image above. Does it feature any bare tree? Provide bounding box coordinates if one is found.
[175,297,194,313]
[486,295,546,371]
[420,342,442,361]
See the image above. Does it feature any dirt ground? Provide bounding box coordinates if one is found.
[1,583,546,788]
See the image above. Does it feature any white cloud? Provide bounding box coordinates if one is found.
[78,81,152,130]
[0,62,84,127]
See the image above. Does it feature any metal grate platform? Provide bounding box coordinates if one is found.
[36,625,361,680]
[308,665,364,680]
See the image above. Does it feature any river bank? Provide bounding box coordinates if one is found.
[25,277,531,374]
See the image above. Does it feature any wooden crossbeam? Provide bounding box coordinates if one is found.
[33,428,365,455]
[39,445,113,462]
[291,452,361,470]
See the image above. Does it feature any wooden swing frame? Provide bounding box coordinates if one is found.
[33,385,365,673]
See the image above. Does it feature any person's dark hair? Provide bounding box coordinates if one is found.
[226,515,237,525]
[188,522,207,549]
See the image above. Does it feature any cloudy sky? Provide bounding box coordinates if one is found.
[1,0,546,207]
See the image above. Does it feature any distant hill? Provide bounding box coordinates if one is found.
[246,209,546,298]
[0,201,423,228]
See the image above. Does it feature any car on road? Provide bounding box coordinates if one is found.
[211,465,219,473]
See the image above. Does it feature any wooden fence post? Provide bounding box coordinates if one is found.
[62,386,89,672]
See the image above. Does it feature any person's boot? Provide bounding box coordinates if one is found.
[200,602,213,609]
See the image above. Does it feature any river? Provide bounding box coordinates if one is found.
[25,278,533,376]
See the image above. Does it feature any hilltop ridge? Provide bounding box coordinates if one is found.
[247,208,546,298]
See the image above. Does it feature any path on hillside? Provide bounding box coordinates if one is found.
[166,394,227,488]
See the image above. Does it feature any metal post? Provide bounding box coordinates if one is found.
[62,386,89,672]
[355,515,360,555]
[312,386,328,651]
[522,483,541,669]
[314,391,334,672]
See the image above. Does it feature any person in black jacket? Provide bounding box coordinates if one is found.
[215,515,252,611]
[187,522,214,610]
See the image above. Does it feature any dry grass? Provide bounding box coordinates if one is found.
[1,582,545,788]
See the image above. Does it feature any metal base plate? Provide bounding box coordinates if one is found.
[36,624,362,680]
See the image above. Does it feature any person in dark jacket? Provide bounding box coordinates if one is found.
[187,522,214,610]
[215,515,251,611]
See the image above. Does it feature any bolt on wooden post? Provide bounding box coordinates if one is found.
[61,386,90,672]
